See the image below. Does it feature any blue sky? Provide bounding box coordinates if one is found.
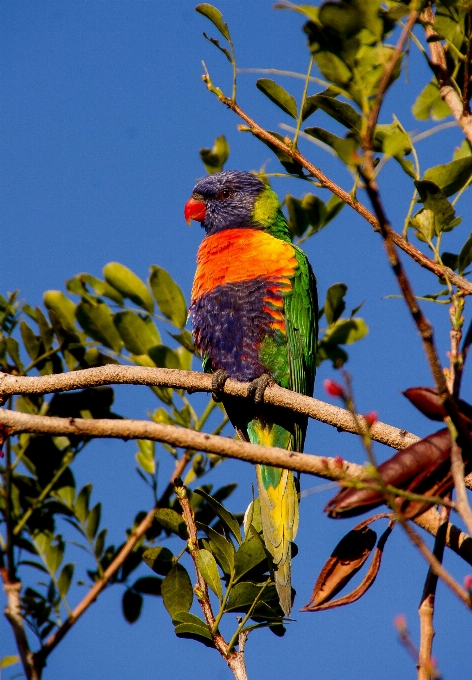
[2,2,472,679]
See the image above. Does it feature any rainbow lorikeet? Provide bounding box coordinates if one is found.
[185,170,317,614]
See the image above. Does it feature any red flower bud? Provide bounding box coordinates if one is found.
[323,379,344,398]
[393,614,407,633]
[364,411,378,427]
[334,455,344,469]
[464,575,472,590]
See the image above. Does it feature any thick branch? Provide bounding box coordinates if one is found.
[0,367,419,451]
[423,6,472,146]
[2,407,472,566]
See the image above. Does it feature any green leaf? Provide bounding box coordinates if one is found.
[196,549,223,600]
[174,622,214,646]
[113,311,159,355]
[453,140,472,161]
[76,300,123,352]
[412,81,451,121]
[198,524,235,574]
[161,564,193,617]
[0,656,20,670]
[86,503,101,540]
[423,157,472,197]
[256,79,298,119]
[243,498,263,536]
[78,273,124,304]
[324,194,345,225]
[44,291,77,333]
[195,3,231,41]
[193,489,242,544]
[319,1,362,38]
[200,135,230,174]
[57,563,74,598]
[148,344,181,370]
[246,129,304,175]
[103,262,154,313]
[309,95,362,131]
[304,127,358,164]
[122,588,143,624]
[323,318,368,345]
[225,581,277,612]
[149,266,187,329]
[132,576,162,596]
[143,546,175,576]
[314,52,353,87]
[458,233,472,275]
[20,321,41,361]
[413,180,459,235]
[301,93,320,122]
[94,528,107,558]
[135,439,155,475]
[233,539,267,582]
[74,484,92,523]
[203,32,233,63]
[155,508,188,539]
[324,283,347,325]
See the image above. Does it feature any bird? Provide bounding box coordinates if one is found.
[185,170,318,615]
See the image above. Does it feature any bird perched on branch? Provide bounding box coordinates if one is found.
[185,170,317,614]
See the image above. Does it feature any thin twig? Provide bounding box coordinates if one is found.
[401,519,471,609]
[35,450,192,666]
[175,480,248,680]
[450,442,472,536]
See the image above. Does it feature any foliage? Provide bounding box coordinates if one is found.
[2,0,472,678]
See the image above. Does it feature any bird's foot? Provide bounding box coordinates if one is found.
[211,369,228,403]
[247,373,272,405]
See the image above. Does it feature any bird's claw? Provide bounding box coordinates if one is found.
[211,369,228,403]
[247,373,272,405]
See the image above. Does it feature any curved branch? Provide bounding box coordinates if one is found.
[0,367,418,451]
[199,89,472,294]
[2,406,472,567]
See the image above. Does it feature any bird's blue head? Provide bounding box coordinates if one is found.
[184,170,281,237]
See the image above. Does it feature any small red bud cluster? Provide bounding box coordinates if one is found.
[464,575,472,591]
[323,379,344,398]
[393,614,407,634]
[334,455,344,469]
[363,411,378,428]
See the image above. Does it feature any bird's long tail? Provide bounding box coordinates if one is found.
[248,420,299,616]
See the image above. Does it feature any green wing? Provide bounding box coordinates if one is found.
[283,246,318,451]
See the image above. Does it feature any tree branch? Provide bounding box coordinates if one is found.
[198,81,472,295]
[418,503,449,680]
[2,405,472,566]
[0,366,419,451]
[34,450,192,667]
[423,5,472,146]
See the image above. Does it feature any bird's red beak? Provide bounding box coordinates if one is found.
[184,197,206,225]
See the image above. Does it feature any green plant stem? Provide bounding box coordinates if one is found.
[226,578,271,654]
[23,347,62,376]
[452,173,472,206]
[293,56,314,147]
[13,451,74,536]
[212,572,235,634]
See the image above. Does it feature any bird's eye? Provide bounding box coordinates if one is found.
[220,189,232,200]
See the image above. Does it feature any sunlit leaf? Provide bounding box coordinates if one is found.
[103,262,154,313]
[196,549,223,601]
[196,3,230,41]
[256,79,298,119]
[149,266,187,329]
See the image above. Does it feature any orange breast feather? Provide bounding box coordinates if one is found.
[191,229,297,333]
